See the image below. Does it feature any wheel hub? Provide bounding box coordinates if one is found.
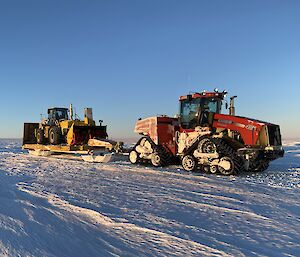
[153,155,160,163]
[185,159,193,168]
[210,165,218,174]
[151,153,161,166]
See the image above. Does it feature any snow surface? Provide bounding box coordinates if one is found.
[0,139,299,257]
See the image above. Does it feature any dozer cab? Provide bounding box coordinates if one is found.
[130,89,284,175]
[24,105,108,146]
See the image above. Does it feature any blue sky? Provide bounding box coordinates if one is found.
[0,0,299,139]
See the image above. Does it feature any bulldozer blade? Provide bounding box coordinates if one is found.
[23,123,39,144]
[71,125,108,146]
[87,138,115,151]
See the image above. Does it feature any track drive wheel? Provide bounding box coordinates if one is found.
[182,155,196,171]
[129,150,139,164]
[49,127,62,145]
[36,129,45,144]
[198,137,217,153]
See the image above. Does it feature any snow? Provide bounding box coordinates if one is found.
[0,139,299,256]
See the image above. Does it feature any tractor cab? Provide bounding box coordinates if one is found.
[48,108,69,122]
[179,91,226,129]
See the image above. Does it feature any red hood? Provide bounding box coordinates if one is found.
[213,113,278,146]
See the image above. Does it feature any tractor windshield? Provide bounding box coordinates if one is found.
[180,97,221,129]
[48,109,69,121]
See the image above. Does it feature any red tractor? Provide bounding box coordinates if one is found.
[129,89,284,175]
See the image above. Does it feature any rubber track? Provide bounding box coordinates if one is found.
[249,159,270,172]
[210,138,245,174]
[153,144,171,167]
[135,136,171,166]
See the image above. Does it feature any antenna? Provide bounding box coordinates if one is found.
[187,75,191,89]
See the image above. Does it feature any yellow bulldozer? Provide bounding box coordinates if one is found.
[23,104,126,163]
[24,104,108,146]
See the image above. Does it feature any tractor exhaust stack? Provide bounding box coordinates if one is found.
[70,103,74,120]
[229,96,237,116]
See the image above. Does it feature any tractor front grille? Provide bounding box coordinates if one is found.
[267,125,282,146]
